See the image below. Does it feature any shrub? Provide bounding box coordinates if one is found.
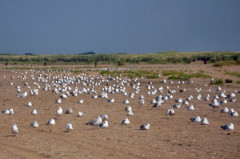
[225,79,233,83]
[213,79,224,85]
[168,75,190,81]
[237,80,240,84]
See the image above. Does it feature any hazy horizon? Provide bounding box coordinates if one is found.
[1,0,240,54]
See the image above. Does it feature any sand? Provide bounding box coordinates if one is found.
[0,63,239,159]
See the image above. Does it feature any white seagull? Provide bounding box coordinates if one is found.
[99,121,108,128]
[27,102,32,107]
[65,108,73,114]
[66,123,73,131]
[140,123,150,130]
[77,112,85,117]
[88,116,103,125]
[166,108,175,115]
[122,118,130,125]
[31,121,39,128]
[201,118,209,125]
[221,123,234,130]
[31,109,38,115]
[11,124,19,135]
[190,116,201,122]
[17,92,28,98]
[47,119,56,125]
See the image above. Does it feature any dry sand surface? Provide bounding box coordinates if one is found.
[0,64,240,159]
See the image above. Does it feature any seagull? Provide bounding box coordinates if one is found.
[230,98,236,102]
[221,123,234,130]
[187,105,195,111]
[17,92,27,98]
[65,108,73,114]
[88,116,103,125]
[201,118,209,125]
[229,109,235,115]
[140,123,150,130]
[56,107,63,116]
[56,99,62,104]
[122,118,130,125]
[60,94,68,99]
[153,101,164,107]
[47,119,56,125]
[31,109,37,115]
[183,101,189,105]
[2,109,10,114]
[125,106,132,112]
[78,99,84,104]
[99,121,108,128]
[92,95,98,99]
[9,108,15,115]
[230,111,238,117]
[108,98,115,103]
[166,109,175,115]
[27,102,32,107]
[100,114,108,120]
[173,104,181,109]
[66,123,73,131]
[175,98,182,103]
[31,121,39,128]
[190,116,201,122]
[227,93,236,98]
[139,99,145,104]
[77,112,85,117]
[221,107,229,113]
[127,110,134,116]
[123,100,130,104]
[11,124,19,135]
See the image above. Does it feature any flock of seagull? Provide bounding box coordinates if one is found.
[1,68,239,136]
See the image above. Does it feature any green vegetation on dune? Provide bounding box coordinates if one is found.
[0,51,240,65]
[162,70,211,81]
[100,70,159,79]
[212,79,224,85]
[225,71,240,77]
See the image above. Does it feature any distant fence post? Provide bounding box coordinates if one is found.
[204,59,207,64]
[95,60,97,68]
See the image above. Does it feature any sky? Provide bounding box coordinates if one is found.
[0,0,240,54]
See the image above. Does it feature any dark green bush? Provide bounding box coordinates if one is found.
[213,79,224,85]
[225,79,233,83]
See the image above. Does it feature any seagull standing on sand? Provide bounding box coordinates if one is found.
[99,121,108,128]
[122,118,130,125]
[190,116,201,122]
[27,102,32,107]
[77,112,84,117]
[221,123,234,130]
[11,124,19,135]
[31,121,39,128]
[31,109,37,115]
[56,107,63,116]
[48,119,56,125]
[18,92,27,98]
[201,118,209,125]
[166,108,175,115]
[88,116,103,125]
[66,123,73,131]
[140,123,150,130]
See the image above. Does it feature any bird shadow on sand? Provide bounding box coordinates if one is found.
[5,135,17,137]
[64,131,71,133]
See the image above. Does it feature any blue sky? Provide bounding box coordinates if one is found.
[0,0,240,54]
